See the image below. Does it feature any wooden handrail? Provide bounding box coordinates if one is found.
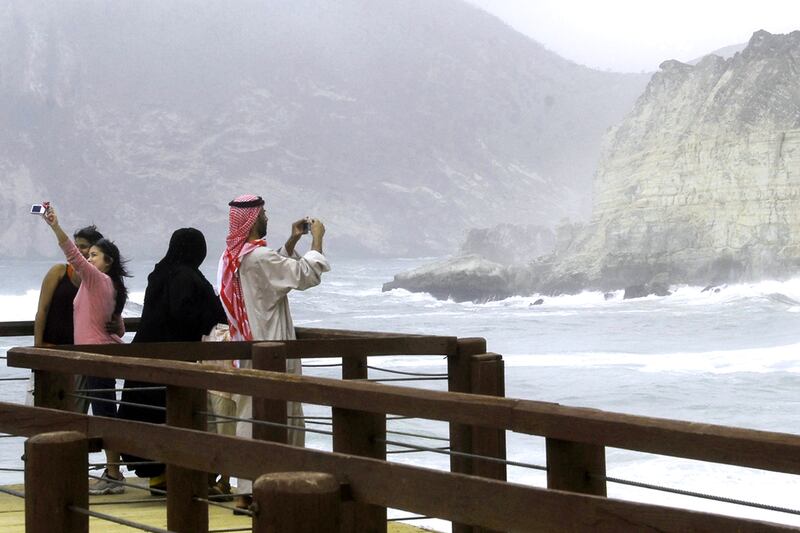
[0,319,432,340]
[0,403,792,533]
[45,336,457,360]
[8,345,800,477]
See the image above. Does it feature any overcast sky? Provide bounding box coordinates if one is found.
[465,0,800,72]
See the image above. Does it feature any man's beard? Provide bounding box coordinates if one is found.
[257,220,267,239]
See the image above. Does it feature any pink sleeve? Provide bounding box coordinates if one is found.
[59,239,103,289]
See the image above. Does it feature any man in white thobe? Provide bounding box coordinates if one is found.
[218,194,330,511]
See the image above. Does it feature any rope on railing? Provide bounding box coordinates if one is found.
[77,386,166,393]
[0,486,24,498]
[90,497,166,505]
[387,446,450,455]
[0,377,29,382]
[303,419,333,427]
[0,467,24,472]
[89,461,160,470]
[302,363,343,368]
[207,491,251,501]
[69,505,177,533]
[364,376,448,382]
[66,393,166,412]
[376,437,548,471]
[388,515,433,522]
[193,495,255,516]
[198,411,335,437]
[596,474,800,516]
[386,428,449,442]
[366,365,448,378]
[209,528,253,532]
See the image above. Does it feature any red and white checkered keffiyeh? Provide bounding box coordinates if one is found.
[219,194,266,341]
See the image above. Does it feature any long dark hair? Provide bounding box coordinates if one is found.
[73,225,104,244]
[93,238,131,316]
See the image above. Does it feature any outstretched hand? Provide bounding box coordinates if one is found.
[43,204,59,228]
[42,203,69,244]
[310,218,325,239]
[290,218,308,238]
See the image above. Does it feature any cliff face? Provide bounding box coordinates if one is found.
[544,30,800,291]
[0,0,648,260]
[384,31,800,301]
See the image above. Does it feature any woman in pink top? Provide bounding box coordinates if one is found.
[43,204,130,495]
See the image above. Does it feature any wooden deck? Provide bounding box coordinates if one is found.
[0,481,427,532]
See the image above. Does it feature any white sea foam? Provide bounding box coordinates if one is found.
[390,275,800,310]
[0,290,39,321]
[503,343,800,374]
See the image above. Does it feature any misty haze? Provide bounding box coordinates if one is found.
[2,1,800,531]
[1,0,649,262]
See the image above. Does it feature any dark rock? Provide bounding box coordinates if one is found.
[604,292,615,300]
[623,283,671,299]
[623,284,649,299]
[531,298,544,306]
[650,282,672,297]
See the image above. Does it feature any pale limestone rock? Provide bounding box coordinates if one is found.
[548,30,800,290]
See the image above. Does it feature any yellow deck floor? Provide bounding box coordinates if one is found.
[0,482,428,532]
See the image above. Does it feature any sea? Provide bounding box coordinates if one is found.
[2,255,800,531]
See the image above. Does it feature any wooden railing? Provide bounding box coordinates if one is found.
[3,337,800,532]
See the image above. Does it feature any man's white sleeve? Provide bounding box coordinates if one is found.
[257,248,330,293]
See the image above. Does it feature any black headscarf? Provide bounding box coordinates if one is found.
[153,227,207,272]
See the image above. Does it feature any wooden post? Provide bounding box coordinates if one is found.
[546,438,607,496]
[166,385,208,533]
[470,353,507,533]
[251,342,289,443]
[25,431,88,533]
[448,338,486,533]
[252,472,340,533]
[336,353,387,533]
[341,353,366,381]
[470,354,506,481]
[33,369,75,411]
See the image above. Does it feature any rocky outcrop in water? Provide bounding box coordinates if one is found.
[387,31,800,301]
[382,255,512,302]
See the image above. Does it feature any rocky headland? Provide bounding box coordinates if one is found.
[385,30,800,301]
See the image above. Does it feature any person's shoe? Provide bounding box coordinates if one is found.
[89,469,126,495]
[209,480,233,501]
[233,494,252,515]
[149,474,167,496]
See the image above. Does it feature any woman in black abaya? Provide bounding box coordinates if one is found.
[118,228,227,492]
